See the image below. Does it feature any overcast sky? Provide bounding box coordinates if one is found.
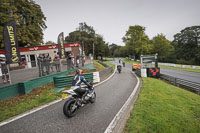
[34,0,200,45]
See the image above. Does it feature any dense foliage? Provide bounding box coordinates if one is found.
[116,25,200,65]
[65,22,110,59]
[122,25,152,59]
[172,26,200,65]
[0,0,47,48]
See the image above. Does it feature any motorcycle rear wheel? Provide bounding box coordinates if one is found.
[63,99,78,117]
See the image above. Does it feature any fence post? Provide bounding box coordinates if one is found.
[174,77,176,85]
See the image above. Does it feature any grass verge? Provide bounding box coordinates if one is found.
[103,61,115,69]
[124,78,200,133]
[123,58,139,64]
[0,83,62,122]
[94,60,105,70]
[103,57,114,61]
[159,65,200,73]
[0,61,106,122]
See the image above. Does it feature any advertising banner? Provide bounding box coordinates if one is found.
[3,20,21,64]
[57,32,66,59]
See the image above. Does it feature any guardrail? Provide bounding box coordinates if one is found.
[152,62,200,70]
[160,74,200,95]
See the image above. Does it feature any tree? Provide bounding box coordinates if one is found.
[172,26,200,65]
[44,41,56,45]
[122,25,152,59]
[152,34,174,61]
[0,0,47,48]
[109,43,119,57]
[65,22,110,58]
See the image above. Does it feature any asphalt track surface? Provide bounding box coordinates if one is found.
[0,60,138,133]
[125,63,200,83]
[160,68,200,83]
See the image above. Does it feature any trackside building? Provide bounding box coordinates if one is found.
[0,43,82,68]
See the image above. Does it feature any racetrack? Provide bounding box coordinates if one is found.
[125,62,200,83]
[0,60,138,133]
[160,68,200,83]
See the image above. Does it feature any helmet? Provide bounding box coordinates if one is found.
[76,69,83,75]
[0,54,5,58]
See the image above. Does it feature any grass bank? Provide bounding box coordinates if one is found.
[124,78,200,133]
[123,58,139,64]
[0,84,61,122]
[159,65,200,73]
[103,61,115,69]
[103,57,114,61]
[94,60,105,70]
[0,61,105,122]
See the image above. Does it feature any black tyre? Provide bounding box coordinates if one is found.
[63,99,78,117]
[90,92,96,103]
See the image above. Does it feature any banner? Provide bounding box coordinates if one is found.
[57,32,65,59]
[3,20,21,64]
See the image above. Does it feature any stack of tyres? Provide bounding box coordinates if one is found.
[147,68,160,78]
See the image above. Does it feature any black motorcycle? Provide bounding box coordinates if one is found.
[122,62,125,67]
[117,65,122,73]
[62,83,96,117]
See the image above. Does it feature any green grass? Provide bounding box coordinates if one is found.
[103,57,114,61]
[123,58,139,64]
[159,65,200,73]
[94,60,105,70]
[124,78,200,133]
[0,84,62,122]
[103,61,115,69]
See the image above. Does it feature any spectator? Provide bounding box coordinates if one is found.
[53,55,61,72]
[0,54,10,83]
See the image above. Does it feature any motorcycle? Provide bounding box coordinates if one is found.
[122,62,125,67]
[117,65,122,73]
[62,82,96,117]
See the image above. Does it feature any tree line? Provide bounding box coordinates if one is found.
[112,25,200,65]
[0,0,199,65]
[0,0,46,48]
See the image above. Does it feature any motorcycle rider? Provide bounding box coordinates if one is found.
[122,61,125,67]
[72,69,93,96]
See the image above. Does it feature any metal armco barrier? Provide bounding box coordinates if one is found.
[53,73,93,88]
[160,74,200,94]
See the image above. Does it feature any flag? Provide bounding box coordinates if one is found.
[3,20,21,64]
[57,32,65,59]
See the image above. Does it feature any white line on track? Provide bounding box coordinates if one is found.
[104,72,140,133]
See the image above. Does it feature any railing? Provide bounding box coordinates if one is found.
[160,74,200,95]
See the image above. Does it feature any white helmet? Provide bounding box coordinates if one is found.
[0,54,5,58]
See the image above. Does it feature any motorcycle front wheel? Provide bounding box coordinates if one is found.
[90,92,96,103]
[63,98,78,117]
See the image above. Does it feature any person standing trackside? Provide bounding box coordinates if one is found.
[54,54,61,72]
[43,54,51,75]
[0,54,10,83]
[37,54,45,77]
